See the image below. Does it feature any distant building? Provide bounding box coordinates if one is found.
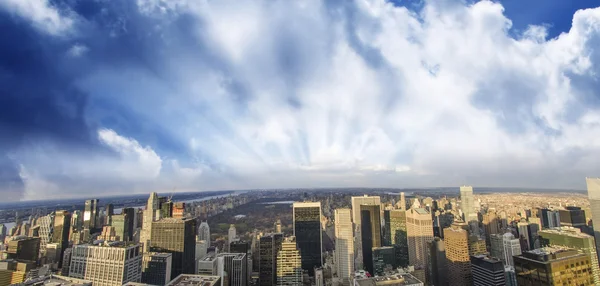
[459,186,477,225]
[172,203,185,219]
[53,210,72,267]
[35,214,54,258]
[166,274,221,286]
[197,252,218,275]
[470,255,505,286]
[69,242,142,286]
[443,222,485,286]
[228,225,237,251]
[538,227,600,284]
[293,202,322,275]
[83,199,99,231]
[276,236,302,286]
[198,221,211,242]
[514,247,594,285]
[150,218,197,280]
[112,208,135,242]
[334,208,354,285]
[141,193,160,253]
[501,233,522,267]
[559,206,587,228]
[142,252,172,286]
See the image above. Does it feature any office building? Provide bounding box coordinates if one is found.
[443,223,486,286]
[384,210,409,267]
[482,212,499,247]
[351,196,382,224]
[228,224,237,251]
[517,221,531,251]
[172,203,185,219]
[83,199,99,231]
[559,206,587,228]
[0,260,36,285]
[360,204,382,276]
[334,208,353,285]
[199,221,211,242]
[150,218,197,280]
[428,237,447,286]
[218,253,247,286]
[514,247,594,285]
[7,237,40,262]
[470,255,506,286]
[230,241,250,255]
[587,178,600,263]
[114,208,135,242]
[372,247,395,276]
[538,227,600,284]
[61,248,73,276]
[276,237,302,286]
[406,208,433,283]
[142,252,172,286]
[274,219,282,233]
[69,242,142,286]
[99,226,119,241]
[292,202,322,275]
[35,214,54,257]
[460,186,478,224]
[166,274,221,286]
[259,233,283,286]
[52,210,71,267]
[198,253,218,275]
[141,193,160,253]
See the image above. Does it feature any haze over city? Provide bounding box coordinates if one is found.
[1,0,600,202]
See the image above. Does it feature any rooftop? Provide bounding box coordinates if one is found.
[217,252,246,259]
[355,273,423,286]
[155,218,194,223]
[527,246,571,256]
[12,275,92,286]
[539,227,593,238]
[166,274,221,286]
[146,252,172,258]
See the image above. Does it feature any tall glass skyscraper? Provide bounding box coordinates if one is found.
[586,177,600,262]
[334,208,353,284]
[460,186,477,224]
[293,202,323,275]
[83,199,99,230]
[360,204,382,276]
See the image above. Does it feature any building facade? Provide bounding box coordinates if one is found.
[470,255,506,286]
[142,252,172,286]
[276,237,302,286]
[292,202,322,275]
[334,208,353,285]
[69,242,142,286]
[150,218,197,280]
[406,208,433,283]
[514,247,594,285]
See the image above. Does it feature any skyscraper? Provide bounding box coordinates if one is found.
[36,214,54,258]
[444,222,486,286]
[406,208,433,284]
[351,196,381,224]
[52,210,71,268]
[586,177,600,262]
[259,233,283,286]
[228,224,237,251]
[276,236,302,286]
[500,233,522,267]
[384,209,409,267]
[112,210,134,242]
[360,204,382,276]
[372,246,395,276]
[334,208,353,285]
[514,247,594,285]
[399,192,406,211]
[7,237,40,261]
[69,242,143,286]
[517,220,531,251]
[293,202,322,275]
[142,252,173,286]
[429,237,448,286]
[83,199,99,231]
[141,192,160,253]
[460,186,477,224]
[199,221,211,242]
[218,253,247,286]
[150,218,197,280]
[538,227,600,284]
[470,255,506,286]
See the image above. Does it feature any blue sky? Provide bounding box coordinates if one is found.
[1,0,600,201]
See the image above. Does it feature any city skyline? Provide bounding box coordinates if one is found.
[2,0,600,201]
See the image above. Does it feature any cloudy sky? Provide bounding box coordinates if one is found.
[1,0,599,201]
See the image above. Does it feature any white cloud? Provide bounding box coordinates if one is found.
[67,44,88,57]
[0,0,74,36]
[98,128,163,179]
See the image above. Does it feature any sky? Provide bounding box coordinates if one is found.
[1,0,600,201]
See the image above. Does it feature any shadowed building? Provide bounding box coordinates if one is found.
[293,202,322,275]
